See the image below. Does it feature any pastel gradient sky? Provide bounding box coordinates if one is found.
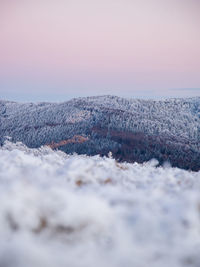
[0,0,200,102]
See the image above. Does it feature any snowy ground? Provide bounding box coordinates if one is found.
[0,142,200,267]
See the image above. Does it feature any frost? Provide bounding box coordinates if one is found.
[1,96,200,171]
[0,142,200,267]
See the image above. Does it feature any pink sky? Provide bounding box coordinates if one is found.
[0,0,200,101]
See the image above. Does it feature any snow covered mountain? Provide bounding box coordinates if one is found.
[0,95,200,170]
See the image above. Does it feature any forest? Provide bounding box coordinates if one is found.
[0,95,200,170]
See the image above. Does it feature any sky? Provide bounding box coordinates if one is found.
[0,0,200,102]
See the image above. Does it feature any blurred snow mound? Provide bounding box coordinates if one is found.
[0,142,200,267]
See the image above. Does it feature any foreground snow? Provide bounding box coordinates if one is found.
[0,142,200,267]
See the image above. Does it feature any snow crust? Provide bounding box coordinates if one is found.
[0,141,200,267]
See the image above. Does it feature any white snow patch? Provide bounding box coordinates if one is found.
[0,141,200,267]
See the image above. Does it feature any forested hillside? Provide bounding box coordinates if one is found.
[0,96,200,170]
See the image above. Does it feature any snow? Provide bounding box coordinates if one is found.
[0,141,200,267]
[1,96,200,146]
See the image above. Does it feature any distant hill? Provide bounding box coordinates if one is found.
[0,95,200,170]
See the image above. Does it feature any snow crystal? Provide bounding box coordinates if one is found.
[0,142,200,267]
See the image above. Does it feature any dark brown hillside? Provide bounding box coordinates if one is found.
[90,126,200,171]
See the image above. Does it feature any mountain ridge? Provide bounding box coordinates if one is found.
[0,95,200,170]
